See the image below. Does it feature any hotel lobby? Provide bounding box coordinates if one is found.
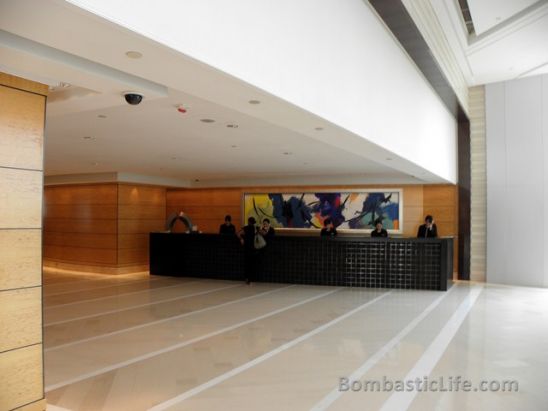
[1,0,548,410]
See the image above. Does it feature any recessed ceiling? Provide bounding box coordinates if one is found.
[467,0,539,35]
[430,0,548,85]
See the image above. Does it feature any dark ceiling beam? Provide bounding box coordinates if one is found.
[368,0,468,122]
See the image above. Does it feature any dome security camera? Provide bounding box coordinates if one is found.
[123,92,144,105]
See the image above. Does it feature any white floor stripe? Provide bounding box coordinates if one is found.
[44,276,162,297]
[310,286,458,411]
[45,283,242,326]
[379,285,483,411]
[147,291,393,411]
[45,284,294,352]
[44,280,200,309]
[45,286,338,392]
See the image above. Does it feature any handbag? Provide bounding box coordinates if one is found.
[254,233,267,249]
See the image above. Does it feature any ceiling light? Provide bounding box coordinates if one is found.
[92,162,99,166]
[125,50,143,59]
[175,104,187,113]
[97,114,107,119]
[283,152,292,155]
[200,119,215,123]
[83,136,93,140]
[314,127,324,131]
[248,100,261,105]
[231,145,238,148]
[226,124,238,128]
[59,82,71,88]
[194,179,200,182]
[386,157,393,161]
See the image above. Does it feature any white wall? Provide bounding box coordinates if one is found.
[65,0,457,183]
[486,74,548,287]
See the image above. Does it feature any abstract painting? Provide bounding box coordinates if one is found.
[243,190,402,232]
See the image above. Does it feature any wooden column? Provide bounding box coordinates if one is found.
[0,73,47,410]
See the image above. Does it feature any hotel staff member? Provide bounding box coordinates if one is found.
[371,219,388,237]
[320,218,337,237]
[417,215,438,238]
[219,215,236,235]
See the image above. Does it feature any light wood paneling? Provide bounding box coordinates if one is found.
[0,72,46,410]
[0,85,45,170]
[0,168,42,229]
[0,288,41,352]
[44,245,117,265]
[13,398,47,411]
[0,73,48,95]
[0,344,43,411]
[0,230,41,290]
[470,85,487,282]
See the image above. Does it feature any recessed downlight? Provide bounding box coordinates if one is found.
[97,114,107,119]
[200,118,215,123]
[83,136,93,140]
[386,157,393,161]
[314,127,324,131]
[283,151,292,155]
[231,145,238,148]
[125,50,143,59]
[248,99,261,105]
[226,124,239,128]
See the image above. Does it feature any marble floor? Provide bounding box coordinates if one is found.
[43,268,548,411]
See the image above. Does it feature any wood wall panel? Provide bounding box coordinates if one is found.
[0,288,41,352]
[44,184,117,205]
[118,233,149,250]
[44,245,117,265]
[118,184,166,267]
[0,344,43,411]
[0,168,42,229]
[43,184,118,270]
[43,232,117,249]
[44,218,117,234]
[0,72,46,411]
[0,85,45,170]
[44,204,117,219]
[0,230,41,290]
[0,73,48,95]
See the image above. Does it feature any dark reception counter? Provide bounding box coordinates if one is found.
[150,233,453,291]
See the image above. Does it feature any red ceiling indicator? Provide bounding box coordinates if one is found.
[176,105,187,114]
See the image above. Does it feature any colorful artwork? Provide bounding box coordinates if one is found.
[243,190,402,232]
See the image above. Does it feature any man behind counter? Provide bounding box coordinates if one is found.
[371,219,388,238]
[417,215,438,238]
[219,215,236,235]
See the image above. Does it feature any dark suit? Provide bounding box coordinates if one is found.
[417,224,438,238]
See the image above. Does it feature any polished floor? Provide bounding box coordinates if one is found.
[43,268,548,411]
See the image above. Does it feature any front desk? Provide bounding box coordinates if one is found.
[150,233,453,291]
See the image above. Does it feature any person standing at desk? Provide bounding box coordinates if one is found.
[320,218,337,237]
[371,219,388,238]
[238,217,257,284]
[259,218,275,240]
[219,215,236,235]
[417,215,438,238]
